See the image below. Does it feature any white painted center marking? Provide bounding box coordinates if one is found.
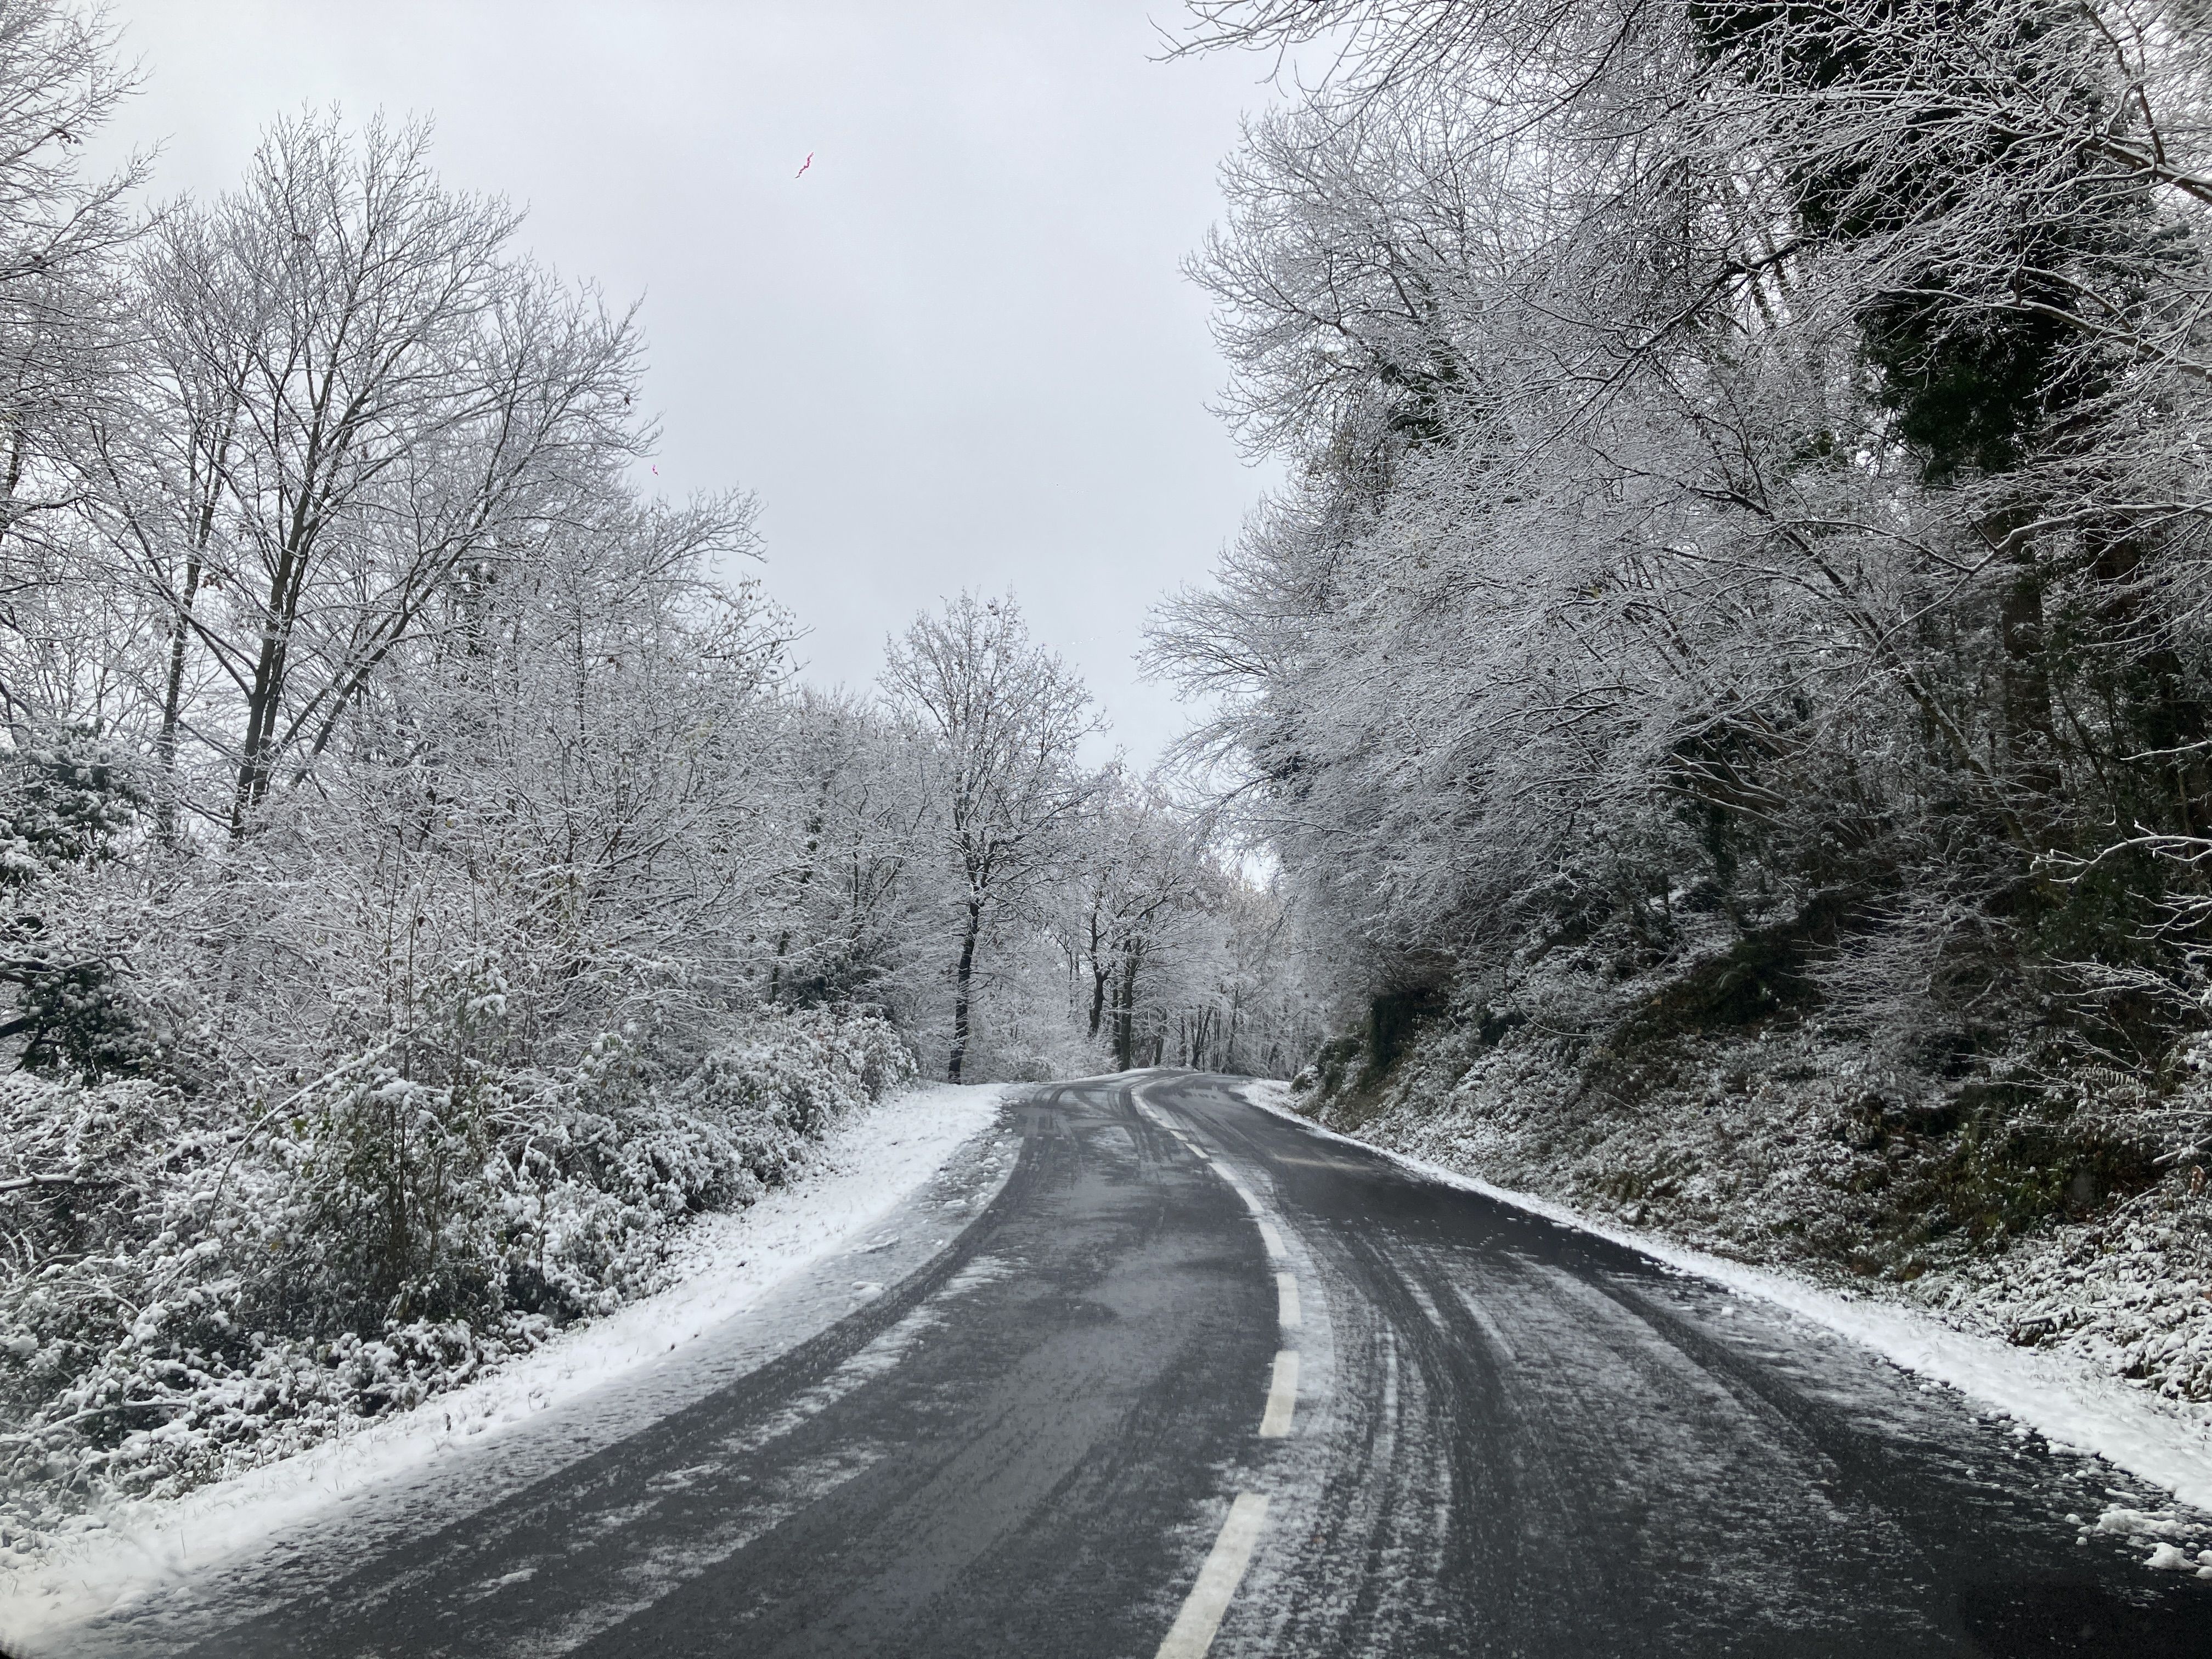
[1276,1272,1301,1331]
[1259,1349,1299,1437]
[1154,1492,1270,1658]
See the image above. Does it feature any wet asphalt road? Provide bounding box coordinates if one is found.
[29,1072,2212,1657]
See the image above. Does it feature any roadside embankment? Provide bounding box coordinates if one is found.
[0,1082,1012,1641]
[1238,1050,2212,1534]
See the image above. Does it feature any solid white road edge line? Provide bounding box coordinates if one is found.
[1277,1272,1301,1332]
[1259,1349,1299,1437]
[1154,1492,1271,1659]
[1257,1220,1286,1259]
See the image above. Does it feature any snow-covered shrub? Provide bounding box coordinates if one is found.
[0,723,145,883]
[0,1069,238,1511]
[0,1003,914,1523]
[0,726,172,1084]
[669,1005,915,1187]
[256,1069,512,1335]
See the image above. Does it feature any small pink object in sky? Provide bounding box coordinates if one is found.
[796,153,813,179]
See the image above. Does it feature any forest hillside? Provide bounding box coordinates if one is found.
[1155,0,2212,1401]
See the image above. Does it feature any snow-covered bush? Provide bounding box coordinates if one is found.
[0,1003,912,1521]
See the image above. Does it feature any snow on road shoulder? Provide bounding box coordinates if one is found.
[1229,1079,2212,1516]
[2,1081,1010,1638]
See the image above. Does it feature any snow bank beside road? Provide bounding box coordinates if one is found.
[1234,1079,2212,1516]
[2,1081,1009,1641]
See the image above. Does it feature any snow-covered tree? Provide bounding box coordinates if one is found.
[1161,0,2212,1104]
[881,592,1097,1081]
[110,112,641,837]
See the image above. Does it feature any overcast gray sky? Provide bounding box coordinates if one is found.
[94,2,1291,763]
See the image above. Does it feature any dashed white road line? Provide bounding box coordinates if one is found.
[1154,1492,1271,1659]
[1133,1084,1302,1649]
[1259,1349,1299,1437]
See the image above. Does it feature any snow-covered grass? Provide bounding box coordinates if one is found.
[1232,1077,2212,1520]
[0,1081,1008,1639]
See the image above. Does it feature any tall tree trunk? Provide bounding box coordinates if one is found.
[231,486,320,836]
[1085,902,1108,1038]
[156,549,206,845]
[158,411,238,844]
[1114,949,1138,1070]
[769,793,828,1004]
[948,896,982,1083]
[1988,506,2062,829]
[0,411,26,551]
[230,586,293,836]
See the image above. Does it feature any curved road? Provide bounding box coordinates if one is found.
[29,1072,2212,1657]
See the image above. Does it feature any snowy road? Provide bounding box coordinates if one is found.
[32,1073,2212,1656]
